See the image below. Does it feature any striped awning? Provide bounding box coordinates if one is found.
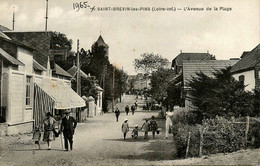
[35,79,86,109]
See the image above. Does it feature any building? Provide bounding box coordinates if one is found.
[0,30,85,135]
[130,73,151,93]
[171,51,215,74]
[67,65,103,118]
[93,35,109,58]
[231,44,260,92]
[3,31,72,79]
[182,60,239,111]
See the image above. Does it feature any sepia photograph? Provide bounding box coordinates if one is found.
[0,0,259,165]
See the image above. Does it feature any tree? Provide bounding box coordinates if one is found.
[134,53,169,74]
[150,68,174,102]
[187,67,254,123]
[51,32,72,51]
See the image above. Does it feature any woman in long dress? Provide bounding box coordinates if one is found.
[165,110,174,139]
[42,112,57,150]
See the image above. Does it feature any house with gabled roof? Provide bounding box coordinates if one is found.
[171,51,215,74]
[182,59,239,111]
[3,31,72,79]
[231,44,260,91]
[0,28,85,135]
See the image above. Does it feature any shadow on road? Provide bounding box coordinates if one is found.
[103,136,162,142]
[11,148,65,152]
[114,140,178,161]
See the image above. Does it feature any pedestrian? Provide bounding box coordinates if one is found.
[165,110,174,139]
[131,124,139,139]
[135,101,138,110]
[115,107,120,122]
[42,112,57,150]
[60,110,77,151]
[32,125,41,149]
[121,118,129,140]
[131,105,135,115]
[125,105,129,115]
[149,116,158,138]
[141,119,150,139]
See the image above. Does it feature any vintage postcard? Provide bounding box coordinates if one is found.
[0,0,259,165]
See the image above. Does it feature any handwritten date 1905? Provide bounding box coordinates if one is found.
[73,2,95,12]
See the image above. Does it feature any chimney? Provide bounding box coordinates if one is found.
[46,55,52,77]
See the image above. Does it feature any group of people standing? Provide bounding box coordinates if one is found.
[32,110,77,151]
[121,115,158,140]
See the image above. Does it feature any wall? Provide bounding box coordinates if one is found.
[7,70,34,135]
[233,69,255,92]
[96,91,103,115]
[88,100,96,118]
[17,47,33,73]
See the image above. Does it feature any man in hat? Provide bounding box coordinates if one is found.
[121,118,129,140]
[60,110,77,151]
[115,107,120,122]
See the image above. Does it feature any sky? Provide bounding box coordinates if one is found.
[0,0,259,75]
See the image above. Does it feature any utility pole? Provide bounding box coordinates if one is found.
[76,39,81,122]
[45,0,49,31]
[120,66,124,102]
[76,39,81,96]
[112,66,115,112]
[12,7,15,31]
[102,65,106,111]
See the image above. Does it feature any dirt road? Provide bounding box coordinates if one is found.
[0,95,176,166]
[1,95,260,165]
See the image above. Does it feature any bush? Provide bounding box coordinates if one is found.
[172,123,200,157]
[202,117,245,154]
[172,116,251,158]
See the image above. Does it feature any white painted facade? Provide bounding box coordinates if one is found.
[232,69,255,92]
[1,46,72,135]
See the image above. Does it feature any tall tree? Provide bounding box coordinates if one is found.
[134,53,169,74]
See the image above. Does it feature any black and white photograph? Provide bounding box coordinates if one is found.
[0,0,259,165]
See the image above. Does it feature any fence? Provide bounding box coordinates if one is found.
[184,116,260,158]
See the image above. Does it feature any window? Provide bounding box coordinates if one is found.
[239,75,245,85]
[26,76,32,106]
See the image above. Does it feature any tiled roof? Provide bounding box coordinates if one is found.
[53,64,72,78]
[3,31,53,68]
[172,53,214,67]
[230,44,260,74]
[183,60,239,88]
[33,59,46,71]
[67,65,89,79]
[0,48,24,66]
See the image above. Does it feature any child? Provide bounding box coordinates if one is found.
[132,124,139,139]
[141,119,150,139]
[122,119,129,140]
[33,126,41,149]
